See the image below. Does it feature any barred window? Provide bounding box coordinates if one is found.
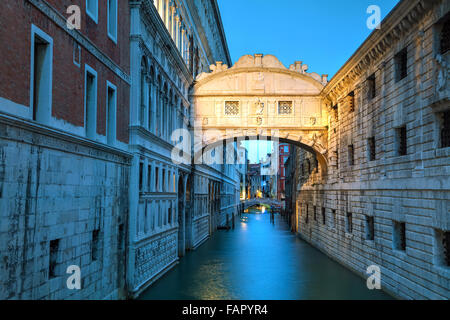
[346,212,353,234]
[278,101,293,115]
[395,48,408,82]
[348,144,354,166]
[225,101,239,115]
[440,15,450,55]
[322,207,326,225]
[441,110,450,148]
[347,91,355,112]
[313,206,317,222]
[397,126,407,156]
[366,216,375,241]
[368,137,376,161]
[305,204,309,224]
[393,221,406,251]
[367,74,376,100]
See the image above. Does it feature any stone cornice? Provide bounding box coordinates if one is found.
[209,0,232,66]
[193,67,325,92]
[322,0,436,103]
[0,113,132,163]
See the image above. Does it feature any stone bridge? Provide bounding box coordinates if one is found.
[191,54,330,173]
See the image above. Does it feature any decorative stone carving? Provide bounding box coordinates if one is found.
[255,99,265,115]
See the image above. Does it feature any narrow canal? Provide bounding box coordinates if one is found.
[139,208,393,300]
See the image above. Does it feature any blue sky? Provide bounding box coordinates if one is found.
[218,0,400,78]
[218,0,400,163]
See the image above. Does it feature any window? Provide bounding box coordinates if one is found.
[348,144,354,166]
[368,137,376,161]
[440,110,450,148]
[86,0,98,23]
[435,230,450,267]
[278,101,293,115]
[284,146,289,153]
[395,48,408,82]
[393,221,406,251]
[91,229,101,261]
[139,162,143,191]
[440,14,450,55]
[396,126,407,156]
[365,216,375,241]
[305,204,309,224]
[367,74,376,100]
[162,169,166,192]
[85,65,97,139]
[346,212,353,234]
[49,239,60,279]
[107,0,118,43]
[225,101,239,115]
[313,206,317,222]
[31,25,53,124]
[332,209,337,229]
[322,207,326,225]
[106,82,117,145]
[347,91,355,112]
[73,41,81,67]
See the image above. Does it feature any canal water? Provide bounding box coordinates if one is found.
[139,208,393,300]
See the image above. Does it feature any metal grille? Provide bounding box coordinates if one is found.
[395,48,408,82]
[441,17,450,55]
[366,216,374,240]
[444,231,450,266]
[225,101,239,115]
[367,74,376,100]
[398,126,407,156]
[368,137,376,161]
[278,101,293,115]
[441,111,450,148]
[305,204,309,224]
[348,92,355,112]
[346,212,353,233]
[399,223,406,251]
[348,144,354,166]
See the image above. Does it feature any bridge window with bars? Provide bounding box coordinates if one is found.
[278,101,293,115]
[225,101,240,115]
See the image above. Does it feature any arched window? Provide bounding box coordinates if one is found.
[148,66,155,131]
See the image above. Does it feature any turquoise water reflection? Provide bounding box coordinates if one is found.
[139,209,393,300]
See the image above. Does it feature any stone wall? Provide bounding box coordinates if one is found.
[0,118,130,299]
[294,0,450,300]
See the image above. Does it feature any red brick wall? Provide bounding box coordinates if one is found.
[0,0,130,143]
